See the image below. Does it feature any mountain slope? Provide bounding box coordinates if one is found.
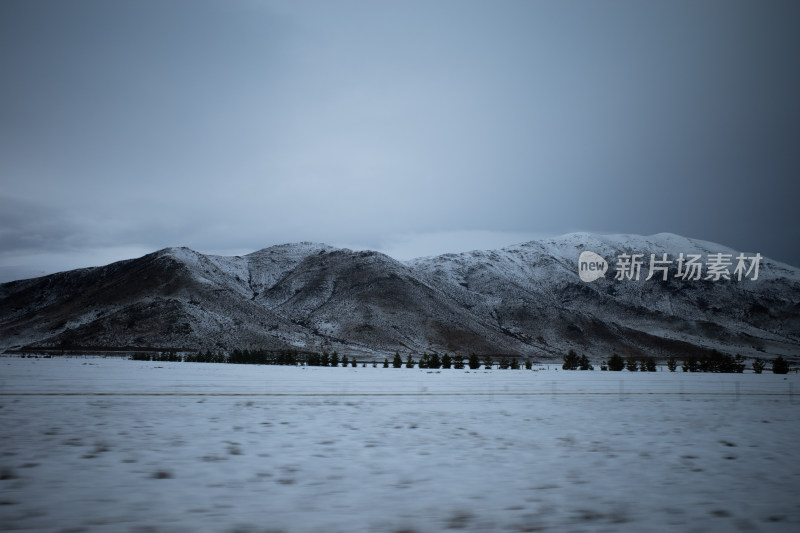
[1,233,798,360]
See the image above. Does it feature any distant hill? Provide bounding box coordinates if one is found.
[2,233,799,361]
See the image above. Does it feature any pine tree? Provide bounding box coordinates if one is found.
[428,352,441,369]
[772,356,789,374]
[510,357,520,370]
[483,354,494,370]
[406,354,415,368]
[752,357,766,374]
[383,358,390,368]
[321,351,330,367]
[441,353,452,369]
[330,352,340,367]
[341,355,349,367]
[393,352,402,368]
[626,356,638,372]
[667,356,677,372]
[468,353,480,369]
[682,355,698,373]
[608,353,624,371]
[418,352,429,369]
[578,354,593,371]
[499,356,510,370]
[453,354,465,369]
[524,359,533,370]
[562,350,579,370]
[645,357,656,372]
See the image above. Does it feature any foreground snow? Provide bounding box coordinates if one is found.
[1,357,799,532]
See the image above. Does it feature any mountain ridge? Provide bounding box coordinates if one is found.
[2,233,799,361]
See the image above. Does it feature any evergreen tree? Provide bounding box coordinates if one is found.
[562,349,579,370]
[418,352,429,369]
[772,356,789,374]
[733,354,746,373]
[483,354,494,370]
[383,358,390,368]
[453,354,465,369]
[645,357,657,372]
[578,354,593,370]
[428,352,441,369]
[499,356,510,370]
[510,357,520,370]
[600,361,608,371]
[608,353,624,371]
[330,352,340,367]
[321,351,330,367]
[752,357,766,374]
[626,356,638,372]
[341,355,349,367]
[406,354,415,368]
[682,355,698,373]
[351,358,357,367]
[441,353,452,369]
[468,353,481,369]
[392,352,402,368]
[524,359,533,370]
[667,355,677,372]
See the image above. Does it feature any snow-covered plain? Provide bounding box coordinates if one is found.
[1,357,799,533]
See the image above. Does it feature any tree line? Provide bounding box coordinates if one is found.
[561,349,790,374]
[131,348,792,374]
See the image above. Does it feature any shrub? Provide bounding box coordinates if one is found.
[562,350,579,370]
[607,353,624,371]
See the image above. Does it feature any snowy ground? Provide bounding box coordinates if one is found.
[1,357,799,533]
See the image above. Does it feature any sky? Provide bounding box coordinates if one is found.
[1,0,799,282]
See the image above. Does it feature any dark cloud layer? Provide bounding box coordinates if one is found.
[2,0,799,282]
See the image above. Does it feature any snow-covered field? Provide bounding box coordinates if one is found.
[1,358,799,532]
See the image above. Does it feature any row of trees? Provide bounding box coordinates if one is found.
[559,349,790,374]
[383,352,535,370]
[132,348,792,374]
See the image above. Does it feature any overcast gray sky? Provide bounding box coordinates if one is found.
[2,0,799,282]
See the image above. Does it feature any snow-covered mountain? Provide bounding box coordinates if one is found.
[1,233,799,361]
